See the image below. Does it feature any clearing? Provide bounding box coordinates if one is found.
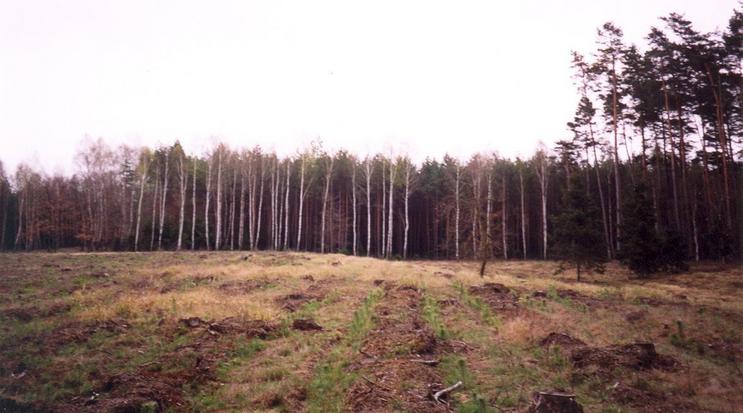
[0,252,741,412]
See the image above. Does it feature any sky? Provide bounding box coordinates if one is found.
[0,0,739,175]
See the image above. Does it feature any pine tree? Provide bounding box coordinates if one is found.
[552,175,606,280]
[618,182,660,276]
[620,181,690,276]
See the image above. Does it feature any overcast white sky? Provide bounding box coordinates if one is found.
[0,0,738,175]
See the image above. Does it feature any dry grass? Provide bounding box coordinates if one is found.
[0,251,741,412]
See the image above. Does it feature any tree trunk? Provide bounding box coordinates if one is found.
[296,157,306,250]
[134,159,149,252]
[229,166,237,250]
[471,170,479,258]
[191,159,196,250]
[403,165,410,259]
[320,157,334,253]
[215,150,223,250]
[519,168,526,259]
[386,160,396,258]
[501,172,508,259]
[283,160,291,250]
[177,153,186,250]
[381,161,387,257]
[706,65,732,228]
[486,172,492,256]
[248,157,255,250]
[254,160,265,250]
[662,82,680,231]
[365,159,372,256]
[0,184,7,250]
[352,164,358,256]
[158,151,169,250]
[592,143,612,259]
[455,165,461,260]
[238,160,246,249]
[15,193,24,249]
[611,62,622,253]
[205,156,213,250]
[150,173,159,251]
[535,154,548,259]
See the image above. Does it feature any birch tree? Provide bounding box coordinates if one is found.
[157,149,169,250]
[283,159,291,250]
[205,153,213,250]
[363,157,373,256]
[176,147,187,250]
[386,158,397,258]
[215,147,223,250]
[534,148,549,259]
[320,154,334,253]
[134,149,150,252]
[191,158,197,250]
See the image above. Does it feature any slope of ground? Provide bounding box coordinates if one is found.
[0,251,741,412]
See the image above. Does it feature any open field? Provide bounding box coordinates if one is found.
[0,252,741,412]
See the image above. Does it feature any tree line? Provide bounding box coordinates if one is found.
[0,10,741,263]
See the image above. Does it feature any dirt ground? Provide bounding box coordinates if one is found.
[0,251,741,412]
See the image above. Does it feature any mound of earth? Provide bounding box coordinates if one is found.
[539,333,586,349]
[468,283,520,314]
[526,391,584,413]
[276,282,329,312]
[292,318,322,331]
[179,316,277,337]
[555,289,604,308]
[47,318,130,347]
[571,342,677,374]
[218,278,271,295]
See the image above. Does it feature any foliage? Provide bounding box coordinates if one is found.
[619,182,688,276]
[552,175,606,280]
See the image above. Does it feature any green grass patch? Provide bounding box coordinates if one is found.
[422,293,448,339]
[306,288,382,413]
[453,282,501,329]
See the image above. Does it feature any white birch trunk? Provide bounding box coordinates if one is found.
[535,154,548,259]
[205,156,213,250]
[365,159,372,257]
[296,157,306,250]
[320,157,334,253]
[191,159,196,250]
[229,166,237,250]
[254,160,265,250]
[158,151,169,250]
[386,160,396,258]
[177,153,186,250]
[215,150,223,250]
[283,160,291,250]
[150,173,159,251]
[134,158,149,252]
[238,159,246,249]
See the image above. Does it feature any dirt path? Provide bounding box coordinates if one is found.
[344,284,451,413]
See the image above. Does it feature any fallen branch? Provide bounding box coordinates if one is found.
[410,358,439,365]
[433,380,463,403]
[361,375,393,392]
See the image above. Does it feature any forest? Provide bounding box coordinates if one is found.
[0,10,741,264]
